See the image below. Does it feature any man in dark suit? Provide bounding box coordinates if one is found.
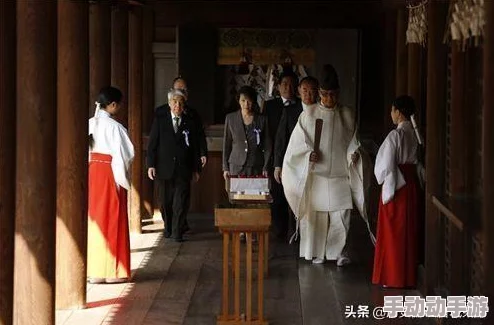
[273,76,319,239]
[147,89,200,242]
[263,71,299,241]
[172,77,208,169]
[154,77,207,233]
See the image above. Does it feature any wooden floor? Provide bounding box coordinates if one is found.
[56,213,434,325]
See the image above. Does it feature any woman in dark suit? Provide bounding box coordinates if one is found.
[223,85,271,180]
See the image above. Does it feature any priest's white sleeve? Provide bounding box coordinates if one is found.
[281,113,313,219]
[111,125,135,191]
[374,130,405,204]
[347,131,376,244]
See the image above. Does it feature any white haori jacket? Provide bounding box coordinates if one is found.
[89,110,135,190]
[282,103,375,244]
[374,120,420,205]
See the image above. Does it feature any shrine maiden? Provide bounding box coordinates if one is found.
[87,86,134,283]
[372,95,421,288]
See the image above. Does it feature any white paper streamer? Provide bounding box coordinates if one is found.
[410,114,423,145]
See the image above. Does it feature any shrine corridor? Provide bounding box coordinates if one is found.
[56,213,432,325]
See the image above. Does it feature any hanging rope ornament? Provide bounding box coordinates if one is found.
[406,0,428,47]
[444,0,485,50]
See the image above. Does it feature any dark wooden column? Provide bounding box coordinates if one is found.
[424,0,448,295]
[449,42,471,195]
[141,6,155,219]
[14,1,57,324]
[483,0,494,318]
[129,6,143,233]
[111,6,129,127]
[395,8,408,96]
[89,1,111,115]
[382,10,397,133]
[56,0,89,309]
[0,1,16,324]
[407,43,422,105]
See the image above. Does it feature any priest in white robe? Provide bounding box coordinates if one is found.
[282,64,373,266]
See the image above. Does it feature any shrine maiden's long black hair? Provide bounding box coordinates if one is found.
[89,86,123,149]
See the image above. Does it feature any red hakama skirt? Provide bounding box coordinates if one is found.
[372,164,420,288]
[87,153,130,279]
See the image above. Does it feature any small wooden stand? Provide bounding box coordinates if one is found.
[215,200,271,325]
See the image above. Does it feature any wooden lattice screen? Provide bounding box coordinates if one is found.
[439,44,484,297]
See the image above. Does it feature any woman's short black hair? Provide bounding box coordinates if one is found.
[237,85,257,102]
[393,95,416,119]
[97,86,123,108]
[236,85,259,112]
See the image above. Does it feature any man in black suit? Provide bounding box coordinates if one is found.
[154,77,208,233]
[147,89,200,242]
[172,77,208,169]
[273,76,319,239]
[263,71,299,241]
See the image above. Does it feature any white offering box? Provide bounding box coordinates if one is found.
[229,177,270,195]
[226,177,270,201]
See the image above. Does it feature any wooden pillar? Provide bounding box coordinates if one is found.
[0,1,16,324]
[129,7,143,233]
[407,43,422,114]
[483,0,494,318]
[111,6,129,127]
[56,0,89,309]
[383,10,397,133]
[14,1,57,324]
[395,8,408,96]
[89,1,111,115]
[141,6,155,219]
[449,42,468,195]
[425,0,448,295]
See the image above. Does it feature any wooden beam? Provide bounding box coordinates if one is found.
[89,1,111,116]
[14,1,57,323]
[129,6,143,233]
[0,1,16,324]
[56,0,89,309]
[154,1,382,28]
[483,0,494,320]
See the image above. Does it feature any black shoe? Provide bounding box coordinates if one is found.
[164,231,171,238]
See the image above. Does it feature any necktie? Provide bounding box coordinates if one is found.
[173,116,179,133]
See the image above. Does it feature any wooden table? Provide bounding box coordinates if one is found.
[214,200,271,325]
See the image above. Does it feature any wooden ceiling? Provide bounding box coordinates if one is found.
[150,0,403,28]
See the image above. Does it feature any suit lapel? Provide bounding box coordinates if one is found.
[166,112,175,134]
[235,110,247,143]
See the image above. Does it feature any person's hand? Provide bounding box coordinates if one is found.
[309,151,319,163]
[200,156,207,168]
[351,152,360,165]
[147,167,156,180]
[274,167,282,184]
[223,171,230,181]
[193,172,200,182]
[262,170,269,177]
